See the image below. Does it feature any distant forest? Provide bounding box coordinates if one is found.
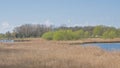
[0,24,120,40]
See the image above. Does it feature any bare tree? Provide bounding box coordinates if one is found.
[13,24,51,38]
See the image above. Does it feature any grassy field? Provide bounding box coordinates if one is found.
[0,38,120,68]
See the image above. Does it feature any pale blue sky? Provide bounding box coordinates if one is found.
[0,0,120,33]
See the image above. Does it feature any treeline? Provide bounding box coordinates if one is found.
[0,24,52,39]
[13,24,52,38]
[0,31,15,39]
[0,24,120,40]
[42,29,90,40]
[42,25,120,40]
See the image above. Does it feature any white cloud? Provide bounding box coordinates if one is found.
[44,19,53,27]
[1,22,10,29]
[0,22,14,33]
[71,21,99,27]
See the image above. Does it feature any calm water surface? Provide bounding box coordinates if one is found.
[83,43,120,51]
[0,40,14,43]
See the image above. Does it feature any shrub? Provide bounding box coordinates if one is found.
[53,30,76,40]
[42,32,54,40]
[74,29,84,39]
[102,30,117,39]
[53,30,65,40]
[84,31,90,38]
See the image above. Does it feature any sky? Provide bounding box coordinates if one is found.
[0,0,120,33]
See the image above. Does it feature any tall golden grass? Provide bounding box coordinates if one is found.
[0,38,120,68]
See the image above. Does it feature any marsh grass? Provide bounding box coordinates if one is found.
[0,38,120,68]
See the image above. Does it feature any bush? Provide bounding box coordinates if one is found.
[53,30,75,40]
[63,30,75,40]
[74,29,84,39]
[84,31,90,38]
[42,32,54,40]
[102,30,117,39]
[53,30,65,40]
[42,29,88,40]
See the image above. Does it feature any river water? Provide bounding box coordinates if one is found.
[0,40,14,43]
[83,43,120,51]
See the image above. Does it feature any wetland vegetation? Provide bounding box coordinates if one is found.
[0,24,120,68]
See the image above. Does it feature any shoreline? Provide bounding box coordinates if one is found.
[56,38,120,45]
[1,38,120,45]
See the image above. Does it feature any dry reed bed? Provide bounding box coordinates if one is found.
[56,38,120,45]
[0,39,120,68]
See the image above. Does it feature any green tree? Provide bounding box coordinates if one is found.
[102,31,109,39]
[102,30,117,39]
[5,31,12,39]
[117,29,120,37]
[84,31,90,38]
[0,34,6,39]
[52,29,76,40]
[109,30,117,39]
[42,32,54,40]
[75,29,84,39]
[93,25,104,37]
[53,30,65,40]
[65,30,75,40]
